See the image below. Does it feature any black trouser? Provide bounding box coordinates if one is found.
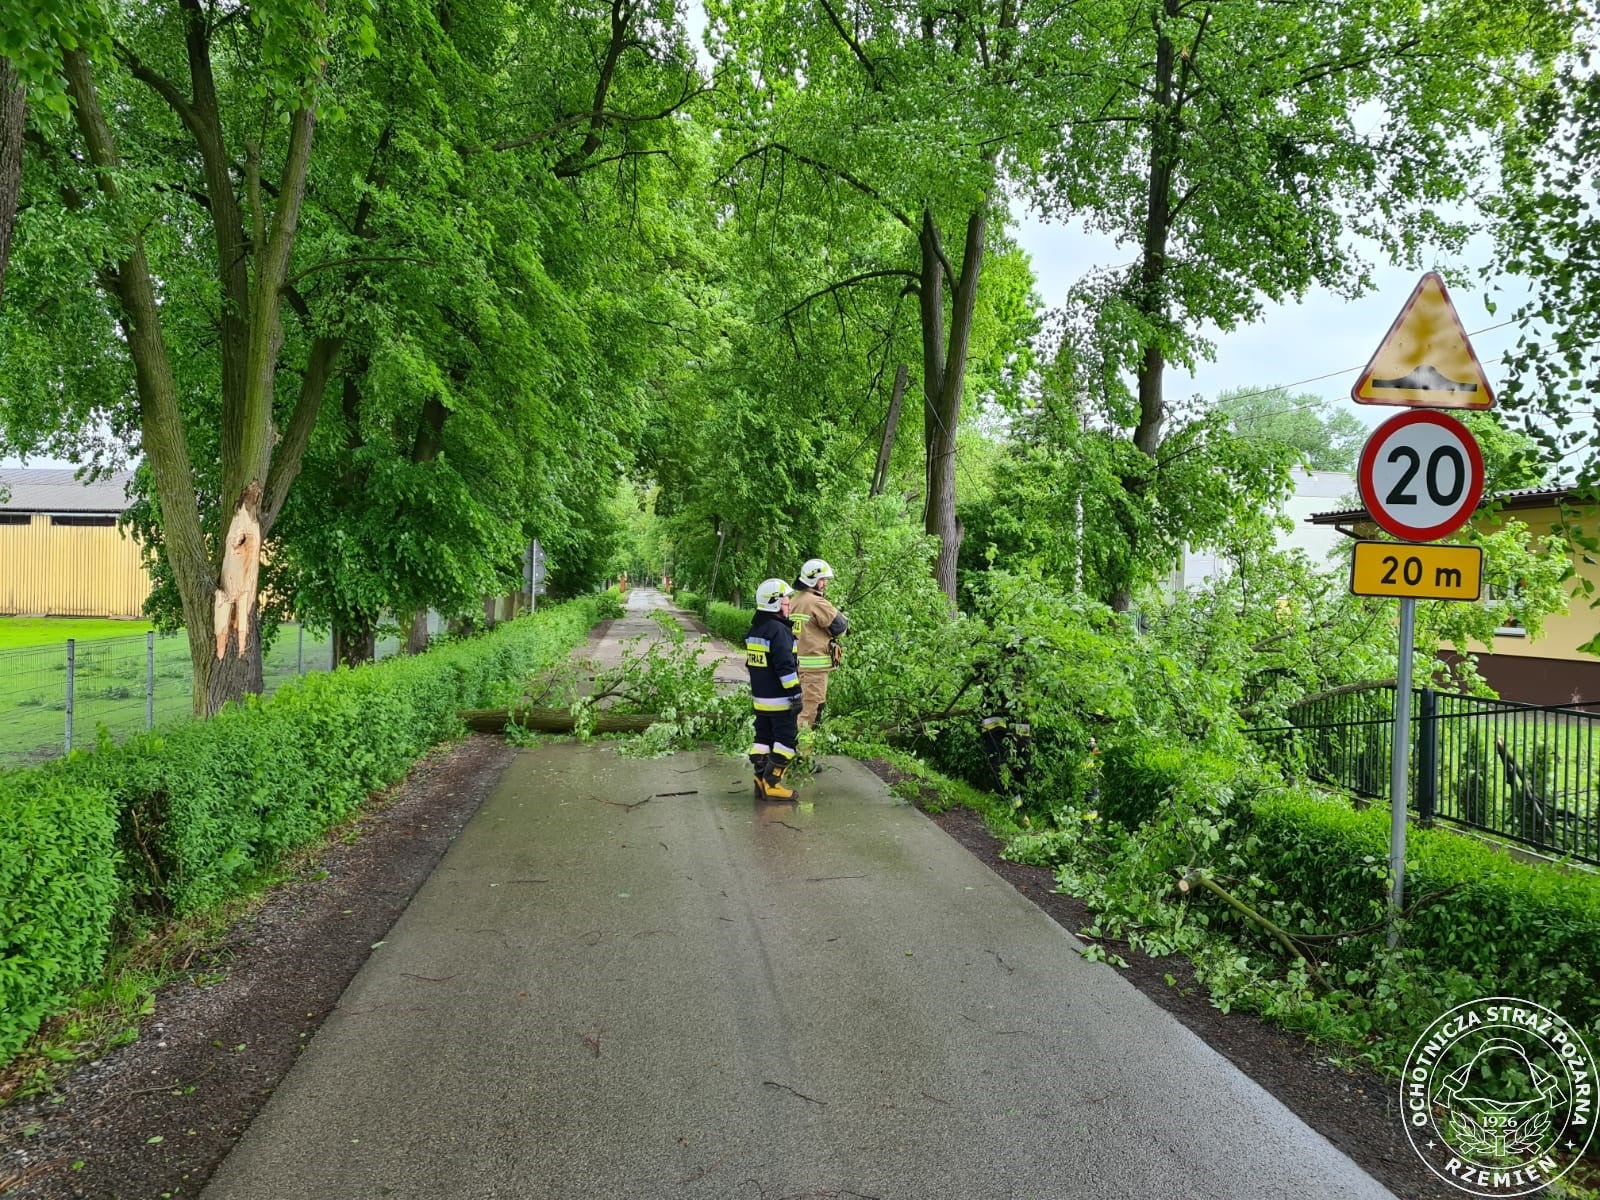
[753,706,799,765]
[981,725,1032,790]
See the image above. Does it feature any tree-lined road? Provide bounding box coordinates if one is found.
[202,736,1393,1199]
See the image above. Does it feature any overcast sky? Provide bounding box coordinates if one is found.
[1011,211,1526,433]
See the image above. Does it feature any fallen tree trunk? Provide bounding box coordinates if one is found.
[459,707,663,734]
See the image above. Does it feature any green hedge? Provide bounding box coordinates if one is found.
[671,589,705,615]
[1248,792,1600,1032]
[1099,737,1251,830]
[0,766,123,1065]
[704,601,752,646]
[0,599,597,1063]
[1074,736,1600,1049]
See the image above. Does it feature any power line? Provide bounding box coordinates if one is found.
[1219,319,1518,417]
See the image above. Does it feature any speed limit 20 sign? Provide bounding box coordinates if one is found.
[1357,411,1485,542]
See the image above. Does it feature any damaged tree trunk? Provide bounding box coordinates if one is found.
[870,364,908,498]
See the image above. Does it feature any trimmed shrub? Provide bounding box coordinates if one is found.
[704,601,751,647]
[1248,791,1600,1033]
[671,589,705,615]
[0,598,597,1064]
[1099,737,1248,830]
[594,588,625,620]
[0,766,122,1062]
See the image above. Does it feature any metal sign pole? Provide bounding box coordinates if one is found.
[1388,596,1417,948]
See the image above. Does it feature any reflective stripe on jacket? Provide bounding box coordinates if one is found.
[746,611,801,708]
[789,585,847,672]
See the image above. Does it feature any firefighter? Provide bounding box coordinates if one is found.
[977,638,1033,797]
[789,558,849,729]
[746,578,804,800]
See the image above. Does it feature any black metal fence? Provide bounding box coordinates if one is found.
[1249,685,1600,866]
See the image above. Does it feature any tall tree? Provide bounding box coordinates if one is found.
[263,0,703,661]
[2,0,363,714]
[707,0,1081,601]
[1032,0,1578,607]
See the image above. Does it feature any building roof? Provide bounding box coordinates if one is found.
[1308,485,1592,527]
[0,468,136,514]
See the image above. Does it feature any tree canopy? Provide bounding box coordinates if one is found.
[0,0,1592,717]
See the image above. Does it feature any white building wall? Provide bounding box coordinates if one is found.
[1170,469,1355,591]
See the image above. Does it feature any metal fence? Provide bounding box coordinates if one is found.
[0,624,419,770]
[1249,685,1600,865]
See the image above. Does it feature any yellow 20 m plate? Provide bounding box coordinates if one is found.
[1350,541,1482,601]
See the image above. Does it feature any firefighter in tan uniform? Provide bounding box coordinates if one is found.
[788,558,849,729]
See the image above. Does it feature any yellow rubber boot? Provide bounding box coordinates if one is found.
[759,760,796,801]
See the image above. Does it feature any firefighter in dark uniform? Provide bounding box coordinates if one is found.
[746,578,804,800]
[977,639,1033,797]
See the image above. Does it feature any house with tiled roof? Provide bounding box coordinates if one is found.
[1309,486,1600,705]
[0,468,153,617]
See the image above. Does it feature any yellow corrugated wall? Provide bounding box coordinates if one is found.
[0,516,154,617]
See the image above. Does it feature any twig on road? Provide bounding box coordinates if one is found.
[762,1080,827,1106]
[591,793,653,811]
[676,1153,730,1185]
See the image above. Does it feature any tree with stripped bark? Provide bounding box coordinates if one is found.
[0,0,364,714]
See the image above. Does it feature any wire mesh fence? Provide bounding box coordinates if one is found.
[0,623,421,771]
[1249,685,1600,865]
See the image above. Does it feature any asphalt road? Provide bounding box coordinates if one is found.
[202,740,1395,1200]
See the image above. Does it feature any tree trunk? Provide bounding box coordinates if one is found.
[176,0,252,464]
[707,522,727,603]
[61,49,218,716]
[69,27,329,714]
[918,205,986,604]
[459,707,663,734]
[1111,0,1186,614]
[406,612,431,655]
[0,57,24,301]
[204,598,266,711]
[1132,1,1180,463]
[870,364,908,497]
[333,620,377,668]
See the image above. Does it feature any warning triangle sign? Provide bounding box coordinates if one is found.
[1351,272,1495,409]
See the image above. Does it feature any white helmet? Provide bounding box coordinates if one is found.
[799,558,835,587]
[755,578,793,612]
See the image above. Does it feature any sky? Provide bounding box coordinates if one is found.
[1009,211,1527,435]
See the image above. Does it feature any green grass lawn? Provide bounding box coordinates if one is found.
[0,617,155,651]
[0,623,346,769]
